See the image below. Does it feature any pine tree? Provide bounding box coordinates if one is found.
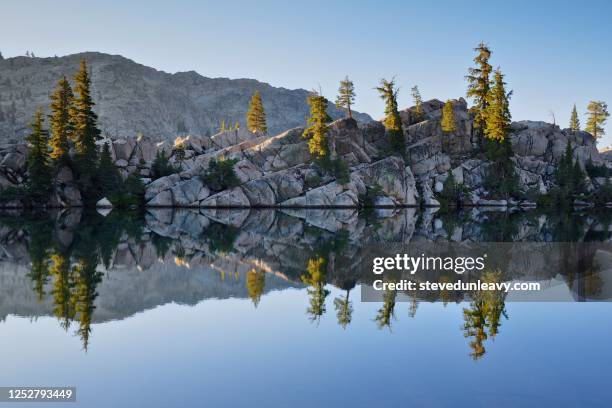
[72,59,100,156]
[466,43,493,141]
[335,76,355,119]
[585,101,610,141]
[411,85,424,120]
[441,100,457,133]
[25,109,52,202]
[303,91,332,159]
[569,104,580,131]
[49,76,74,163]
[484,69,512,142]
[246,91,267,134]
[71,59,101,199]
[375,78,405,155]
[97,142,121,196]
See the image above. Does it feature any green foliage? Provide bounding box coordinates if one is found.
[376,78,405,156]
[484,69,512,142]
[483,137,519,199]
[151,150,178,180]
[97,142,122,197]
[466,43,493,141]
[438,170,468,207]
[246,91,267,134]
[304,174,322,189]
[585,158,612,178]
[411,86,424,121]
[441,100,457,133]
[25,109,52,203]
[48,76,74,163]
[569,104,580,131]
[585,100,609,141]
[303,91,332,159]
[200,158,240,191]
[201,222,239,254]
[335,76,356,119]
[557,142,586,198]
[594,178,612,206]
[358,184,383,209]
[72,59,101,201]
[542,142,587,207]
[318,157,350,184]
[110,172,146,208]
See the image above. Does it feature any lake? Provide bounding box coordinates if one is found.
[0,208,611,407]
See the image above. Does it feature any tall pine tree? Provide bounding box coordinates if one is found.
[97,142,121,197]
[71,59,101,200]
[484,69,512,142]
[585,101,609,141]
[466,43,493,142]
[376,78,405,155]
[246,91,267,134]
[441,100,457,133]
[49,76,74,164]
[411,85,424,121]
[335,76,355,119]
[26,109,52,202]
[569,104,580,131]
[303,91,332,159]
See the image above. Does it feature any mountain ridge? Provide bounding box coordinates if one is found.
[0,51,372,141]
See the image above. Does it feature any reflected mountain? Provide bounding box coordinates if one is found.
[0,207,611,356]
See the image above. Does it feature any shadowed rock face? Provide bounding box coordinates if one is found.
[0,52,372,142]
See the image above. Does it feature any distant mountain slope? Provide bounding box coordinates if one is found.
[0,52,372,142]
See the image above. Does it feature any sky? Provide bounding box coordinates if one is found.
[1,0,611,146]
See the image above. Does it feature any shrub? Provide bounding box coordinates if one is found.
[200,158,240,191]
[437,171,469,207]
[358,184,382,209]
[318,157,350,184]
[586,158,612,178]
[151,151,178,180]
[109,172,146,208]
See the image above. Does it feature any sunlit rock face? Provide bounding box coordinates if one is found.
[0,52,372,143]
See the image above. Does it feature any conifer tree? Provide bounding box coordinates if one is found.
[375,78,405,155]
[569,104,580,131]
[72,59,100,157]
[411,85,424,120]
[49,76,74,163]
[71,59,101,199]
[585,101,609,141]
[441,100,457,133]
[25,109,52,201]
[335,76,356,119]
[466,43,493,141]
[246,91,267,134]
[97,142,121,196]
[484,69,512,142]
[303,91,332,159]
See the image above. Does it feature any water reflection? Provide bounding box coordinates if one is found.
[0,207,610,359]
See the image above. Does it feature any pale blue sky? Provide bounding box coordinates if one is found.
[1,0,611,146]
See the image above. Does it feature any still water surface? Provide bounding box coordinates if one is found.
[0,209,611,407]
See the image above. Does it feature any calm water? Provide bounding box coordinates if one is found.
[0,208,611,408]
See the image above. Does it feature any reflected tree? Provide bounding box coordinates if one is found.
[49,252,76,331]
[246,269,266,307]
[301,256,330,323]
[375,288,397,330]
[334,288,353,329]
[462,271,508,360]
